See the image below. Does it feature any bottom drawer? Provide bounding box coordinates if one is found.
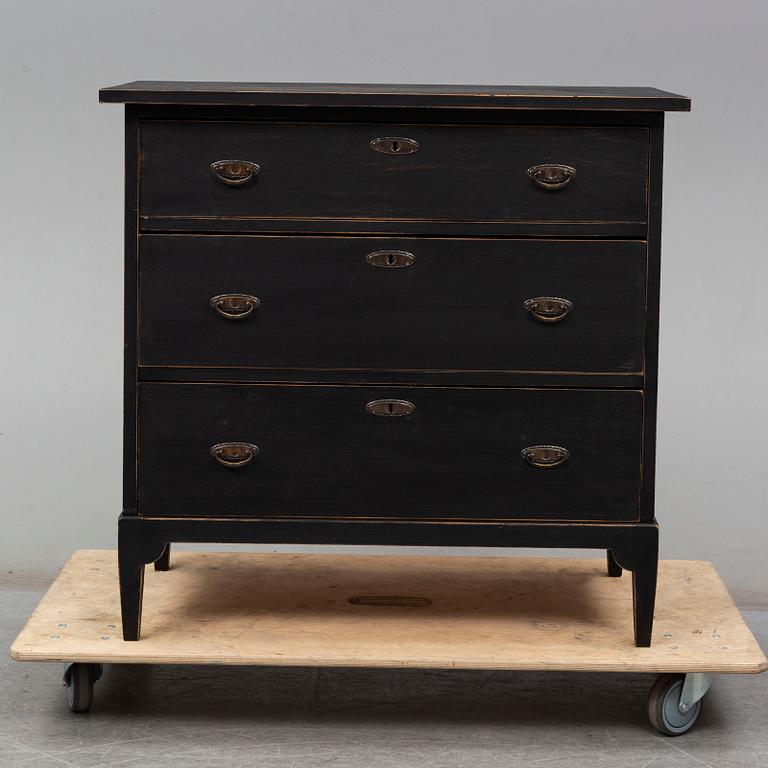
[137,384,642,521]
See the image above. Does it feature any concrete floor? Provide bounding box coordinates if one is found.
[1,587,767,768]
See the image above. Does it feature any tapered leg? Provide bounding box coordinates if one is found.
[154,543,171,571]
[606,549,623,577]
[118,518,170,640]
[118,534,145,641]
[612,529,659,647]
[631,555,658,647]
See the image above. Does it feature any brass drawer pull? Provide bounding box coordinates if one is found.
[524,296,574,323]
[370,136,419,155]
[210,442,260,468]
[521,445,570,469]
[210,293,261,320]
[366,399,415,417]
[210,160,260,186]
[366,249,415,268]
[527,163,576,190]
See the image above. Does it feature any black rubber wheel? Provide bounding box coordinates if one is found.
[647,674,702,735]
[63,663,97,713]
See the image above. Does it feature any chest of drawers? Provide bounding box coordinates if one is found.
[100,82,689,646]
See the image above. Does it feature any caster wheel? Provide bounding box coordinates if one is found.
[63,663,102,713]
[647,674,702,735]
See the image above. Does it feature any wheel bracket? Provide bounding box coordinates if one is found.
[63,662,103,685]
[678,672,712,713]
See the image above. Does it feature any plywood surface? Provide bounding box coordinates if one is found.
[10,551,766,673]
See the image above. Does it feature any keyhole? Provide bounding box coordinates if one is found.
[391,140,400,153]
[386,252,396,266]
[387,401,395,414]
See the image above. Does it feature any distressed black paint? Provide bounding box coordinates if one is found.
[101,82,688,646]
[138,235,647,374]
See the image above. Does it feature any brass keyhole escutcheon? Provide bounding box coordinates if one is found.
[366,399,416,417]
[370,136,419,155]
[365,250,415,268]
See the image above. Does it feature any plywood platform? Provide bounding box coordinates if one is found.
[10,550,767,674]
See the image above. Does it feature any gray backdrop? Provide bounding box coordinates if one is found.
[1,0,766,607]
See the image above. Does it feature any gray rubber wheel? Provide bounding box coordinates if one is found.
[63,663,98,713]
[647,674,702,735]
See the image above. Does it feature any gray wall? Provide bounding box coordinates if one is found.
[1,1,766,606]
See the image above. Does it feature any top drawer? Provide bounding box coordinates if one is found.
[139,121,648,230]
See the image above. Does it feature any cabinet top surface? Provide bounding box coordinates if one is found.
[99,81,690,111]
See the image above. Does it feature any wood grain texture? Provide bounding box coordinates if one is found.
[140,217,648,238]
[103,87,688,645]
[121,514,660,546]
[11,551,763,672]
[640,113,664,521]
[129,105,672,126]
[139,121,648,228]
[122,108,140,514]
[138,235,647,374]
[99,82,691,111]
[137,383,643,521]
[137,367,644,388]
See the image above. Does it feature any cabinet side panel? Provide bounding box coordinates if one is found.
[640,113,664,522]
[123,106,140,515]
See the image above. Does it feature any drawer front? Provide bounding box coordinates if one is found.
[138,236,646,374]
[140,121,648,226]
[137,384,642,521]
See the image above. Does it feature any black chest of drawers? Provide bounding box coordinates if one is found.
[100,82,690,646]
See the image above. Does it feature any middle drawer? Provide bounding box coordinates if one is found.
[139,235,646,374]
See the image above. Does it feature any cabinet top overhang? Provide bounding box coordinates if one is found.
[99,82,690,111]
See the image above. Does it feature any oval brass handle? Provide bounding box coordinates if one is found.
[527,164,576,191]
[210,293,261,320]
[210,442,260,468]
[366,399,415,417]
[366,250,415,268]
[521,445,570,469]
[370,136,419,155]
[210,160,260,186]
[524,297,574,323]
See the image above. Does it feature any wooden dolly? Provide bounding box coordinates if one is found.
[10,550,766,735]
